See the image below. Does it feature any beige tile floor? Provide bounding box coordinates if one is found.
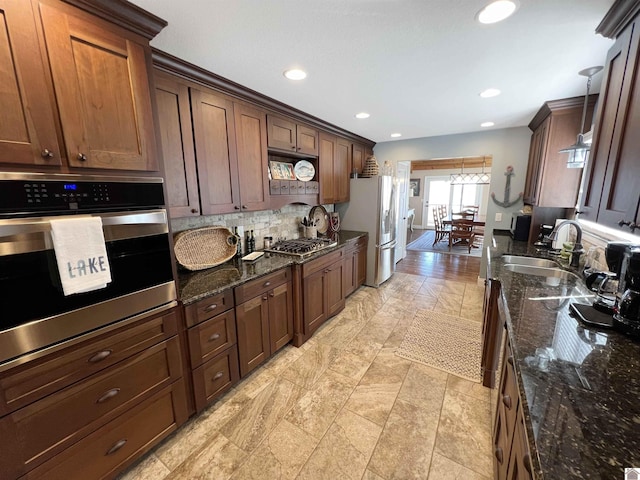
[119,273,493,480]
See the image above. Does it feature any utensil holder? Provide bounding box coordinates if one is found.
[304,226,317,238]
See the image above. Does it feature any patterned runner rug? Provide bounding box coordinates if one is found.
[396,310,482,382]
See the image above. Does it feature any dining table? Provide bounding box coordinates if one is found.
[442,213,486,248]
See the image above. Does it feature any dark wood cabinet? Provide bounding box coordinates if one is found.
[344,236,368,297]
[267,115,319,156]
[335,137,351,203]
[579,13,640,233]
[352,142,365,175]
[319,132,350,203]
[523,96,596,208]
[481,277,504,388]
[234,268,293,377]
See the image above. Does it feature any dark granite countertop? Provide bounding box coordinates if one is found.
[177,230,367,305]
[488,233,640,479]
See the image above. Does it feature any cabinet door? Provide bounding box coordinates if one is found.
[234,103,269,211]
[356,245,367,287]
[595,23,640,229]
[267,115,296,152]
[38,0,157,171]
[352,142,365,175]
[523,116,549,205]
[236,295,270,377]
[580,25,637,222]
[154,73,200,217]
[268,282,294,353]
[335,137,351,203]
[0,1,61,166]
[506,411,534,480]
[319,132,336,204]
[191,88,240,215]
[297,125,319,156]
[344,250,356,297]
[303,269,327,335]
[326,260,346,317]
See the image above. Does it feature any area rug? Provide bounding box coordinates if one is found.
[396,310,482,382]
[406,230,483,257]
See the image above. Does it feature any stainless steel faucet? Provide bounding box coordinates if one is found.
[548,220,584,268]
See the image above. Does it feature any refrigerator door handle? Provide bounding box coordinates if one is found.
[379,240,397,250]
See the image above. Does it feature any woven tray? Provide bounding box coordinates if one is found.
[174,226,238,271]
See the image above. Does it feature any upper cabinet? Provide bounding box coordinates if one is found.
[319,133,350,204]
[579,3,640,234]
[0,0,165,172]
[267,115,318,156]
[351,142,365,175]
[523,96,596,208]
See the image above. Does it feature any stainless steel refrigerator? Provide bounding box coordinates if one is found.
[337,175,398,287]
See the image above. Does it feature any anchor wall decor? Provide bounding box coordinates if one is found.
[491,165,523,208]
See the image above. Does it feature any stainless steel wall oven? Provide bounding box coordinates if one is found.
[0,173,176,367]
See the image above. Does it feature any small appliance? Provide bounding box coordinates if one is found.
[613,246,640,337]
[510,213,531,241]
[533,224,554,247]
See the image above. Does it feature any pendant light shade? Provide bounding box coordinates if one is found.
[560,66,603,169]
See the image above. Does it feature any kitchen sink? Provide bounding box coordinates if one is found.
[501,255,558,268]
[503,264,580,281]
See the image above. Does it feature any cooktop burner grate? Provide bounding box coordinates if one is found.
[265,238,337,257]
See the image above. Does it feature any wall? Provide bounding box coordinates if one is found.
[171,204,333,252]
[374,127,532,276]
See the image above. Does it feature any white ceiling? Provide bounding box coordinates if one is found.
[130,0,615,143]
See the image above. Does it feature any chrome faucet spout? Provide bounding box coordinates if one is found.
[549,220,584,267]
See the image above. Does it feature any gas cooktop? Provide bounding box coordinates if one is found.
[265,238,337,257]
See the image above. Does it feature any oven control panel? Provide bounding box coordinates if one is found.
[0,177,165,216]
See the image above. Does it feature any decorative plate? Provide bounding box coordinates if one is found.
[309,205,329,234]
[294,160,315,182]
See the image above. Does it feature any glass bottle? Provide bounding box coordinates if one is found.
[234,227,242,257]
[250,230,255,252]
[246,231,252,254]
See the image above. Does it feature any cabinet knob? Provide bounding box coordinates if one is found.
[502,394,512,410]
[41,148,54,159]
[263,296,268,301]
[88,349,112,363]
[270,292,275,297]
[106,439,127,456]
[77,153,87,161]
[324,269,330,274]
[242,205,248,209]
[191,208,198,214]
[291,145,296,150]
[263,281,271,287]
[204,303,218,312]
[234,206,240,210]
[494,446,504,464]
[213,371,224,380]
[208,332,221,342]
[507,356,514,366]
[96,388,121,404]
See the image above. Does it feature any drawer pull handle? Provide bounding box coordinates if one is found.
[502,394,512,410]
[204,303,218,312]
[263,281,271,287]
[77,152,87,162]
[494,446,504,464]
[41,148,54,159]
[97,388,121,404]
[106,439,127,456]
[269,293,275,297]
[208,333,221,342]
[507,356,514,366]
[213,371,224,380]
[88,350,112,363]
[263,296,268,301]
[523,453,532,474]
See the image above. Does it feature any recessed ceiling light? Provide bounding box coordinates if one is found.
[355,112,370,119]
[390,133,402,138]
[283,69,307,80]
[481,121,495,127]
[476,1,517,24]
[480,88,501,98]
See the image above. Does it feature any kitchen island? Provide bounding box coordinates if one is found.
[488,233,640,479]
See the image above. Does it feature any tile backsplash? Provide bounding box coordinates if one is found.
[171,204,334,250]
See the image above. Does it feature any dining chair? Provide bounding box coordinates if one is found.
[432,206,450,246]
[462,205,480,217]
[449,218,476,253]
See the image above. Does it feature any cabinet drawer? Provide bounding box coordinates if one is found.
[294,181,306,195]
[302,248,344,278]
[269,180,281,195]
[192,346,240,412]
[0,309,178,416]
[21,379,188,480]
[184,289,234,327]
[1,337,182,476]
[305,181,319,195]
[345,235,367,254]
[279,181,291,195]
[234,267,290,303]
[187,309,237,367]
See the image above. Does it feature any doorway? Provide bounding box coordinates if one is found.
[421,175,490,229]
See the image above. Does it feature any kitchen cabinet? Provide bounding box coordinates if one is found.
[352,142,365,175]
[0,0,163,172]
[234,268,293,377]
[579,9,640,233]
[319,132,350,204]
[523,96,596,208]
[0,307,188,480]
[267,115,319,156]
[481,277,504,388]
[183,289,240,412]
[344,235,368,297]
[301,248,345,337]
[493,339,533,480]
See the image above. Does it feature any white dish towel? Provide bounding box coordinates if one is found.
[50,217,112,296]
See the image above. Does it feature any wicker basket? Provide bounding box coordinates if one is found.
[174,226,238,271]
[361,156,379,177]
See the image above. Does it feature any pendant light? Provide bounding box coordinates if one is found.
[450,158,491,185]
[560,66,603,169]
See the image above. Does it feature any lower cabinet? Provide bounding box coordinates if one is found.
[493,340,533,480]
[344,235,368,297]
[234,268,293,377]
[0,307,188,480]
[481,277,503,388]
